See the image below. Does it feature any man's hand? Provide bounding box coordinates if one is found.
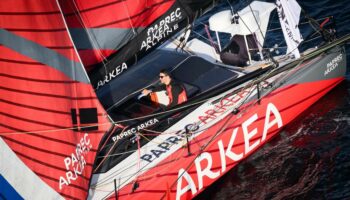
[142,89,152,96]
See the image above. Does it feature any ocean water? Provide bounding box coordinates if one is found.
[194,0,350,199]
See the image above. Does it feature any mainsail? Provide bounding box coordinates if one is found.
[0,0,112,199]
[59,0,217,90]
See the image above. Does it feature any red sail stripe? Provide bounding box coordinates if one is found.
[0,98,71,115]
[0,85,98,100]
[0,111,71,129]
[61,0,175,28]
[78,49,116,70]
[0,73,78,84]
[2,135,70,158]
[0,18,80,62]
[0,0,59,13]
[0,98,106,119]
[0,123,76,146]
[0,36,80,65]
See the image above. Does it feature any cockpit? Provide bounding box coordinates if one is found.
[96,49,240,125]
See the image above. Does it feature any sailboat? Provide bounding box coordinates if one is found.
[0,0,349,200]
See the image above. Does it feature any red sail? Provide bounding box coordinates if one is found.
[58,0,216,90]
[59,0,175,71]
[0,0,112,199]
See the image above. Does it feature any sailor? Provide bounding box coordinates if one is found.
[142,69,187,108]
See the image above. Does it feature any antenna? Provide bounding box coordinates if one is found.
[226,0,234,16]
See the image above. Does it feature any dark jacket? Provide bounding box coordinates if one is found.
[152,80,187,108]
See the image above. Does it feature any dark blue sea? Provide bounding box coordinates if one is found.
[194,0,350,199]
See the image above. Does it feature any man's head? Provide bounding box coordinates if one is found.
[159,69,171,85]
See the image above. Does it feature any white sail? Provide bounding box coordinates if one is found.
[277,0,303,58]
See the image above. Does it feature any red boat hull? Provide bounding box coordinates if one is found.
[106,76,344,199]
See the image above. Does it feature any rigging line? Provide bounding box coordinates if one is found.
[93,125,129,173]
[132,140,190,184]
[109,97,211,123]
[104,140,185,181]
[234,60,305,120]
[225,0,234,15]
[97,42,346,192]
[120,139,188,182]
[248,4,267,48]
[138,132,165,145]
[160,105,239,200]
[106,50,234,112]
[204,24,219,53]
[164,65,272,138]
[107,54,201,112]
[0,121,111,136]
[100,134,163,153]
[192,28,217,45]
[0,82,244,136]
[282,35,322,59]
[97,149,137,158]
[99,131,168,152]
[0,62,271,137]
[136,133,141,179]
[249,35,322,52]
[92,83,264,187]
[71,0,109,68]
[106,80,159,112]
[93,46,342,191]
[122,1,137,35]
[93,68,273,190]
[164,72,272,186]
[234,11,266,59]
[71,0,108,63]
[266,4,277,35]
[301,8,332,37]
[160,70,278,199]
[91,137,188,187]
[267,17,330,32]
[138,128,174,135]
[56,0,91,84]
[134,146,187,180]
[92,147,187,192]
[97,124,119,152]
[93,146,164,188]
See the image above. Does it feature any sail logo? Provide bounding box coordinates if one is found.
[95,63,127,90]
[198,81,271,125]
[175,103,283,200]
[140,130,187,163]
[324,53,343,76]
[276,0,303,58]
[198,88,253,124]
[276,1,302,45]
[59,133,92,190]
[140,8,183,51]
[112,118,159,142]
